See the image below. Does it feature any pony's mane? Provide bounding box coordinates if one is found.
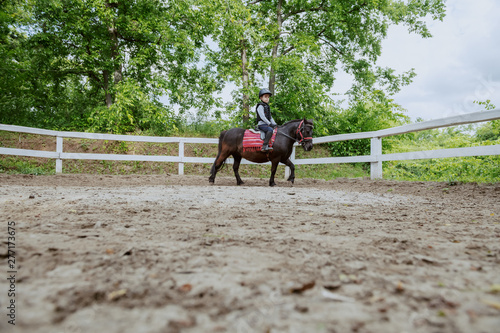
[281,118,312,126]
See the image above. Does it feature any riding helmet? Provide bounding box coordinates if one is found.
[259,88,272,98]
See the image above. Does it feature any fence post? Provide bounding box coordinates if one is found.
[370,137,382,179]
[178,140,184,175]
[56,136,63,174]
[285,145,296,179]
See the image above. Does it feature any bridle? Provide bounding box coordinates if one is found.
[278,120,313,145]
[296,120,313,144]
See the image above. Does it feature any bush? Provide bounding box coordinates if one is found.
[322,91,410,157]
[88,79,178,135]
[385,155,500,183]
[385,130,500,183]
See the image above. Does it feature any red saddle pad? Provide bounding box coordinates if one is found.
[242,128,277,152]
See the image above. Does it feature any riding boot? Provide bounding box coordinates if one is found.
[261,131,273,152]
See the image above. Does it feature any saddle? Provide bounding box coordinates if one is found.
[242,128,277,152]
[249,127,267,140]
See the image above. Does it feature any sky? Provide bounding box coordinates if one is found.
[336,0,500,121]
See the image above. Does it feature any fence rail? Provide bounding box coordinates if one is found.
[1,108,499,179]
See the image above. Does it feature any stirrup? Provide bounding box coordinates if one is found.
[261,145,273,152]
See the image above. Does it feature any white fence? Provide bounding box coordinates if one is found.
[1,108,499,180]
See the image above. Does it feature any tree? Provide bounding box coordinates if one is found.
[0,0,33,125]
[207,0,445,126]
[204,0,269,123]
[20,0,220,133]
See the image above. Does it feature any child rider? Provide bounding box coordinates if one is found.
[256,88,277,152]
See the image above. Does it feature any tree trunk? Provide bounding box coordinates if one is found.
[103,70,112,108]
[104,0,122,108]
[109,26,122,84]
[241,39,250,123]
[268,0,283,95]
[103,24,121,109]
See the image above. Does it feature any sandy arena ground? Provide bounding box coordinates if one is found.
[1,174,499,333]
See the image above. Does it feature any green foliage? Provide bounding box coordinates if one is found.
[385,154,500,184]
[296,164,368,180]
[475,120,500,142]
[378,100,500,183]
[0,157,53,175]
[474,100,499,141]
[1,0,220,133]
[271,57,329,124]
[0,1,33,125]
[474,99,496,111]
[385,120,500,183]
[88,79,178,134]
[178,118,235,138]
[323,91,410,157]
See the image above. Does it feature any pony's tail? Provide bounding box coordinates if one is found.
[217,130,227,157]
[219,130,227,170]
[212,130,227,172]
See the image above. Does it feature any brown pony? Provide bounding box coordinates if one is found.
[209,119,314,186]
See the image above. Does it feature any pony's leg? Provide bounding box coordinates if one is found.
[208,162,218,183]
[283,158,295,184]
[232,155,244,185]
[269,160,280,187]
[209,150,230,183]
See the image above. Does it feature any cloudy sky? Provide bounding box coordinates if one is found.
[351,0,500,121]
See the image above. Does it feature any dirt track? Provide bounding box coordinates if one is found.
[1,174,499,333]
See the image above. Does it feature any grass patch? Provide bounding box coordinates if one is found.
[296,163,368,180]
[0,156,54,175]
[384,156,500,184]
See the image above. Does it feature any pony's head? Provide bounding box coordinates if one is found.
[299,118,314,151]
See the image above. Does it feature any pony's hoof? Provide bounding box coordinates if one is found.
[269,182,276,187]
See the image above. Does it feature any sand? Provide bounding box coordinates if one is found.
[1,174,499,333]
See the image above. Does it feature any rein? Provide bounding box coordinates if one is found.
[277,120,312,144]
